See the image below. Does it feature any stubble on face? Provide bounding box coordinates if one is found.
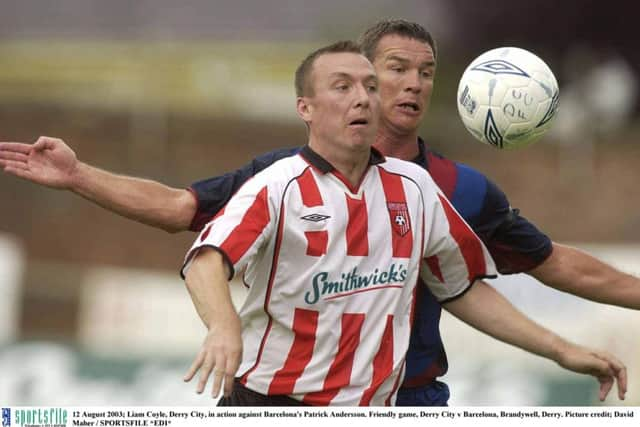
[372,35,436,139]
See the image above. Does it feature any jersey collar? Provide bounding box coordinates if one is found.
[412,137,429,169]
[300,145,386,174]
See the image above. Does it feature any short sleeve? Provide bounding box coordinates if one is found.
[188,147,299,231]
[421,191,497,303]
[181,175,277,280]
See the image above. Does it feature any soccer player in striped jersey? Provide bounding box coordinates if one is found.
[0,22,632,405]
[181,40,498,405]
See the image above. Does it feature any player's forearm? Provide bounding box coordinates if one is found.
[70,162,196,233]
[531,243,640,310]
[444,281,565,362]
[184,248,237,328]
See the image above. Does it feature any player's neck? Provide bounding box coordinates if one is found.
[374,126,419,161]
[308,140,370,188]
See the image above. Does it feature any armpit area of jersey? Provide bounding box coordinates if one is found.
[466,178,553,274]
[484,209,553,274]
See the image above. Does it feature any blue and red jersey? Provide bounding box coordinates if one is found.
[188,138,552,395]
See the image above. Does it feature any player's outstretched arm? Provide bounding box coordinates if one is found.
[0,136,196,233]
[444,281,627,401]
[183,247,242,398]
[531,243,640,310]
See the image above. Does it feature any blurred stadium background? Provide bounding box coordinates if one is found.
[1,0,639,406]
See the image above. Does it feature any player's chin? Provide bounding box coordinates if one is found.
[348,125,376,140]
[346,133,375,151]
[389,112,422,132]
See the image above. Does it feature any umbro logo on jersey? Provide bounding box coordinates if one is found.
[301,213,331,222]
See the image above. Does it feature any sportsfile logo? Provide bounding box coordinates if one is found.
[2,408,10,427]
[11,408,67,427]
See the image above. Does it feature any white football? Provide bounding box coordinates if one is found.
[457,47,559,149]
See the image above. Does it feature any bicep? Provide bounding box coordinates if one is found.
[528,242,590,290]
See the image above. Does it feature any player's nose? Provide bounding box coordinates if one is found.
[404,71,422,94]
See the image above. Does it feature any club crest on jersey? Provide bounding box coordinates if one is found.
[387,202,411,236]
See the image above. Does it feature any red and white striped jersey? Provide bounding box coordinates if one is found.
[182,146,496,406]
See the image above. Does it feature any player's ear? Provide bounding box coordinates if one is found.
[296,97,313,123]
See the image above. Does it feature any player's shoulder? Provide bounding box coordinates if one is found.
[454,162,491,188]
[423,145,511,218]
[452,161,509,205]
[252,152,308,182]
[229,154,307,206]
[437,156,511,220]
[426,148,487,184]
[425,147,494,193]
[379,157,442,203]
[381,156,431,180]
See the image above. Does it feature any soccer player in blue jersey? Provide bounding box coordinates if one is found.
[0,20,636,405]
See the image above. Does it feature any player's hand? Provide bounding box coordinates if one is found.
[556,343,627,401]
[183,313,243,399]
[0,136,79,189]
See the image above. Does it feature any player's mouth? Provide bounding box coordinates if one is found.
[396,102,421,115]
[348,118,370,128]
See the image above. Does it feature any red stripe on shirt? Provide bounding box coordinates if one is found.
[305,230,328,256]
[268,308,319,395]
[219,186,270,265]
[240,195,286,385]
[378,168,413,258]
[303,313,365,405]
[385,363,405,406]
[438,193,487,280]
[424,255,444,282]
[360,314,394,405]
[296,168,323,207]
[346,194,369,256]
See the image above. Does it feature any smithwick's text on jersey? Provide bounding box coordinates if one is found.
[305,263,409,304]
